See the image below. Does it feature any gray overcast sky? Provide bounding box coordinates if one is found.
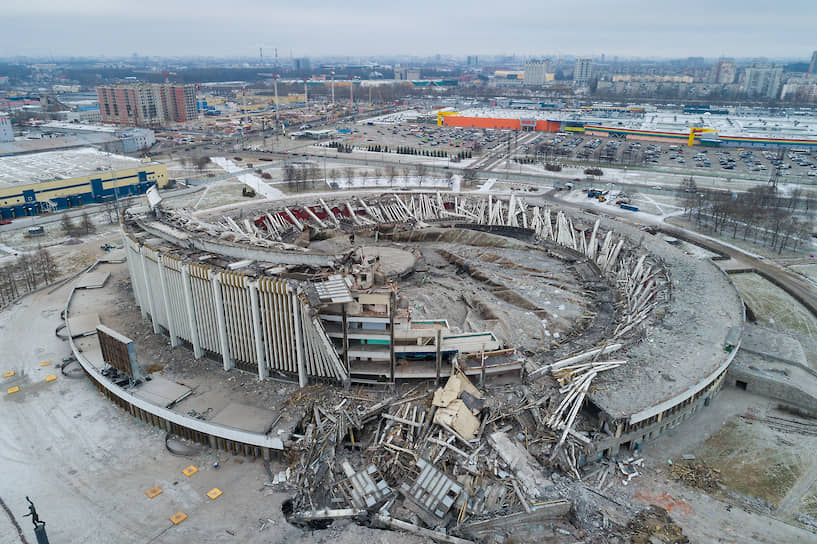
[1,0,815,60]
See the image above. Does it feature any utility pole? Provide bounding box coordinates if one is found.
[331,71,335,106]
[350,77,354,110]
[273,75,280,148]
[304,78,308,113]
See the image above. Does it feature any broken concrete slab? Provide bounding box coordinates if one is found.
[459,500,571,540]
[489,431,552,499]
[66,313,100,337]
[131,376,193,408]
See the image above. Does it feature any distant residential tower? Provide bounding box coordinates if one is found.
[742,65,783,99]
[96,84,197,127]
[524,60,552,86]
[574,57,593,86]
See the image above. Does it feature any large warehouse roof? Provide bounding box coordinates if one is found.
[0,147,150,188]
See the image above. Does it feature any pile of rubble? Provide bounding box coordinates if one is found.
[625,506,689,544]
[271,371,589,543]
[668,461,721,491]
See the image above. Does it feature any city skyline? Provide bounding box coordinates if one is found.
[1,0,816,59]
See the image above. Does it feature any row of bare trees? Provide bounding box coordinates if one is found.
[680,178,815,254]
[61,212,96,237]
[282,163,459,190]
[0,247,59,307]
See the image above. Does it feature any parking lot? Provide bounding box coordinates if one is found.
[531,132,817,181]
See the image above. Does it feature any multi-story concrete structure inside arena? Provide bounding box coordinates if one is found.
[97,84,197,127]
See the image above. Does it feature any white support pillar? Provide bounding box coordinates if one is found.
[158,257,180,347]
[139,249,161,334]
[249,282,267,380]
[181,265,202,359]
[211,272,233,371]
[291,287,307,388]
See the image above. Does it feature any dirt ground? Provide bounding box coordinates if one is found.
[634,388,817,542]
[731,272,817,345]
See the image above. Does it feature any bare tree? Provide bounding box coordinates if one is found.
[80,212,96,235]
[283,163,296,190]
[194,156,211,172]
[36,245,58,285]
[345,168,356,187]
[61,213,78,237]
[308,165,320,183]
[0,263,18,304]
[415,164,428,186]
[102,199,118,224]
[462,168,478,188]
[17,253,36,291]
[386,165,397,188]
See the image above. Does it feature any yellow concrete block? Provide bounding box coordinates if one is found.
[206,488,222,500]
[182,465,198,477]
[40,360,51,367]
[3,370,14,378]
[45,375,57,383]
[169,511,187,525]
[145,486,163,499]
[7,386,19,394]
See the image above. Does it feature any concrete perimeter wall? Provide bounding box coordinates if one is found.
[124,229,348,385]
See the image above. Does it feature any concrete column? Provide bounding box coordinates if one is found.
[123,232,144,316]
[249,282,266,380]
[211,272,233,371]
[291,289,307,388]
[139,249,161,334]
[158,256,180,347]
[181,265,202,359]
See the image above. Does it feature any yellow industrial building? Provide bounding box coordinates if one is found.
[0,148,168,219]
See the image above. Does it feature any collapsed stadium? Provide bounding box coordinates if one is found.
[63,188,744,539]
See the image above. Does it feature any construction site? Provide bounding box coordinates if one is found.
[8,175,755,542]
